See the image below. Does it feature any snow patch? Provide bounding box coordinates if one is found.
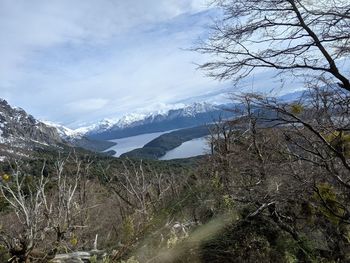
[72,102,217,136]
[41,120,84,139]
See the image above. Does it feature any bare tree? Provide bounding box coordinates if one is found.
[43,154,92,252]
[102,159,174,218]
[0,154,94,262]
[204,86,350,260]
[0,161,49,262]
[197,0,350,91]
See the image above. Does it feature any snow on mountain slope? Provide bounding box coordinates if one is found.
[71,102,217,137]
[73,114,147,136]
[44,90,304,141]
[0,99,63,145]
[0,99,65,160]
[41,121,82,139]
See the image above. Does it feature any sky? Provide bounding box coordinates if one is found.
[0,0,226,127]
[0,0,297,128]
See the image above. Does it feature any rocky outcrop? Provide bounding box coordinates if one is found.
[0,99,66,160]
[0,99,62,145]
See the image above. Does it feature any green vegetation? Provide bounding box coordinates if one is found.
[73,137,117,152]
[2,88,350,262]
[1,0,350,262]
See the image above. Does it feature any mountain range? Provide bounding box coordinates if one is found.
[54,90,304,141]
[0,99,231,159]
[0,90,304,160]
[83,102,233,140]
[0,99,117,159]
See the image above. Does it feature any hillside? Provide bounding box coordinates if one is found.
[85,103,234,140]
[0,99,116,160]
[0,99,66,159]
[2,90,350,263]
[2,0,350,261]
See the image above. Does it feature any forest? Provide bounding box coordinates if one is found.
[1,0,350,262]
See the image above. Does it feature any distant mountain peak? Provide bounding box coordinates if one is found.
[41,120,82,139]
[0,99,64,159]
[42,90,303,142]
[76,102,229,141]
[69,102,219,137]
[51,102,211,139]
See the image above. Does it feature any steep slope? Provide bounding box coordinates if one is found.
[42,121,116,153]
[0,99,64,159]
[0,99,117,160]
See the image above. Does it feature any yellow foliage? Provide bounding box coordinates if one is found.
[1,174,10,182]
[211,172,223,190]
[290,104,304,115]
[70,235,78,246]
[324,131,350,156]
[167,229,179,249]
[223,195,235,210]
[121,216,134,242]
[313,183,344,225]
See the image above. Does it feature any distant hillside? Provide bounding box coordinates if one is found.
[87,103,234,140]
[0,99,66,159]
[0,99,116,160]
[121,125,212,159]
[42,121,117,153]
[70,137,116,153]
[43,91,304,146]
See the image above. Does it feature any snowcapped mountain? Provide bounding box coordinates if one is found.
[69,91,304,141]
[41,120,117,153]
[72,102,217,137]
[42,90,305,142]
[0,98,230,161]
[41,120,83,139]
[0,90,304,160]
[81,102,229,140]
[0,99,117,160]
[37,102,222,148]
[73,115,146,136]
[0,99,63,145]
[0,99,65,159]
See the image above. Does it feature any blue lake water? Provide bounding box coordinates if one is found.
[160,137,210,160]
[104,131,171,157]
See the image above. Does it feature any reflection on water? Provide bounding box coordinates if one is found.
[160,137,210,160]
[104,131,171,157]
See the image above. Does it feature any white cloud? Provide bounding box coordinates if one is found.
[0,0,228,127]
[66,98,109,112]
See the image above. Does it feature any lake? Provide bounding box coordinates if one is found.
[104,131,172,157]
[159,137,210,160]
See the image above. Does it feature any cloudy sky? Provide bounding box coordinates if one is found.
[0,0,292,128]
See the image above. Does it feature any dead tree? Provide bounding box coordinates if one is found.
[0,154,94,262]
[197,0,350,91]
[0,161,49,262]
